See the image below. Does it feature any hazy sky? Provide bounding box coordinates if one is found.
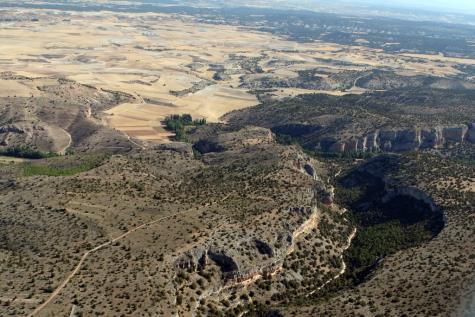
[278,0,475,15]
[363,0,475,13]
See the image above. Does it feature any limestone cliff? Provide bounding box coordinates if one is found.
[321,123,475,153]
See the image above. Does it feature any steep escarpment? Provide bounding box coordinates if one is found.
[225,88,475,154]
[174,205,320,288]
[315,123,474,153]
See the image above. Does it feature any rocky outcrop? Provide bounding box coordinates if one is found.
[207,248,240,273]
[255,239,274,256]
[175,247,241,275]
[193,126,274,154]
[382,186,440,214]
[467,123,475,143]
[0,123,50,149]
[0,124,28,135]
[154,142,194,158]
[0,180,15,190]
[323,123,475,153]
[223,261,282,285]
[175,249,207,270]
[173,207,322,286]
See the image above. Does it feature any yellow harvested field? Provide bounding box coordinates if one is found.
[103,103,175,141]
[174,86,258,122]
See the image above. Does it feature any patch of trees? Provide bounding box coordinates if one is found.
[0,146,57,159]
[164,114,206,142]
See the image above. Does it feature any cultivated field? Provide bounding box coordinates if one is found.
[1,8,474,142]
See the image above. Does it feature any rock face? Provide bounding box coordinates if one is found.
[207,248,240,273]
[154,142,194,158]
[323,123,475,153]
[175,249,207,270]
[420,127,444,149]
[468,123,475,143]
[0,124,28,135]
[382,187,440,214]
[0,179,15,190]
[442,125,468,143]
[193,126,274,154]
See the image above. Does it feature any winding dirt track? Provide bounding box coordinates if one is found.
[307,227,357,296]
[58,130,72,155]
[28,209,191,317]
[125,133,147,150]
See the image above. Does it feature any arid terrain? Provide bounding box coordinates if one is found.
[1,7,475,144]
[0,1,474,317]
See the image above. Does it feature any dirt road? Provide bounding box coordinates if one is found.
[28,209,192,317]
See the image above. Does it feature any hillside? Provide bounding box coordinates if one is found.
[225,88,475,153]
[1,125,353,316]
[284,152,475,316]
[0,73,136,154]
[0,3,474,317]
